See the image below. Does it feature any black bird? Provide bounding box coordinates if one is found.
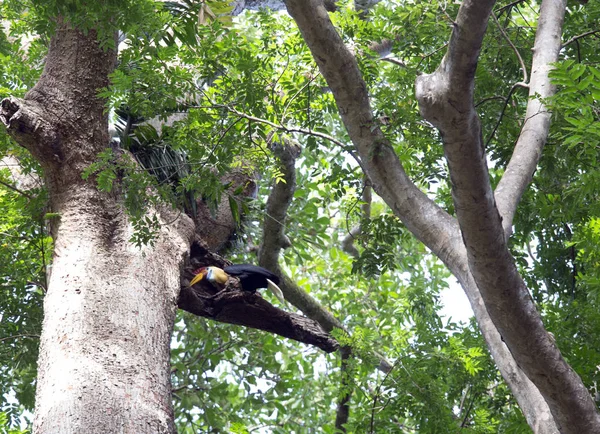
[190,264,285,303]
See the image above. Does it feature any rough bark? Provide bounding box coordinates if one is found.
[178,238,339,352]
[178,279,338,352]
[1,23,195,434]
[282,0,588,431]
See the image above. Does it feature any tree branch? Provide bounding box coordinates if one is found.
[341,180,371,258]
[179,238,338,353]
[0,178,33,199]
[492,12,528,85]
[284,0,460,270]
[335,346,353,433]
[257,136,393,373]
[196,103,365,171]
[416,0,600,430]
[561,29,599,48]
[495,0,567,236]
[282,1,565,431]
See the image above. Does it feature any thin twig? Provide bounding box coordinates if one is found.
[495,0,527,15]
[370,357,399,433]
[485,82,528,147]
[492,12,528,84]
[416,42,449,71]
[475,95,507,108]
[380,57,406,67]
[280,69,318,123]
[562,30,600,48]
[0,178,33,199]
[0,334,40,343]
[200,103,366,172]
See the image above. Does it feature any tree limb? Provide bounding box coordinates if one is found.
[0,178,33,199]
[561,29,599,48]
[416,0,600,430]
[179,238,338,353]
[495,0,566,236]
[492,12,528,85]
[283,0,565,431]
[257,136,393,372]
[341,180,371,258]
[335,346,352,433]
[284,0,460,269]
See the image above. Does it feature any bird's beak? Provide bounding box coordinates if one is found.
[189,270,206,286]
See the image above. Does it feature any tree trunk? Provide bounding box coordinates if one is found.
[0,22,194,433]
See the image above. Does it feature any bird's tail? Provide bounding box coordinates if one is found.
[266,279,286,304]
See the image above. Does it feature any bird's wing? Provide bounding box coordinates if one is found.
[224,264,278,282]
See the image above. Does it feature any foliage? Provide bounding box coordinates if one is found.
[0,170,46,427]
[0,411,28,434]
[3,0,600,432]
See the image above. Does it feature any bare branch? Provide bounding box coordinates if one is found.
[495,0,566,235]
[178,283,338,352]
[495,0,528,16]
[562,29,600,48]
[282,0,568,430]
[257,137,393,373]
[485,82,529,147]
[0,333,41,342]
[206,103,366,172]
[179,238,338,352]
[0,178,33,199]
[370,356,398,433]
[492,13,528,84]
[417,0,600,429]
[284,0,460,270]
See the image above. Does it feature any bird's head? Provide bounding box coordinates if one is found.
[189,266,228,286]
[189,267,210,286]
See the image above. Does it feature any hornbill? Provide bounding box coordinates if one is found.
[190,264,286,304]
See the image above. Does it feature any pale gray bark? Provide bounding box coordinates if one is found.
[495,0,565,236]
[1,23,195,433]
[415,0,599,431]
[283,0,596,431]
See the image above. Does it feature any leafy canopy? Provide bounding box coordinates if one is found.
[2,0,600,432]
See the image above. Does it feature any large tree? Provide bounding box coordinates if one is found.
[2,0,600,432]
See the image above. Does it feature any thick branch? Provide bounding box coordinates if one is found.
[283,0,460,271]
[457,271,560,433]
[415,0,600,430]
[178,283,338,353]
[179,239,338,353]
[495,0,566,236]
[341,181,371,258]
[257,137,393,372]
[258,139,345,326]
[283,0,575,431]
